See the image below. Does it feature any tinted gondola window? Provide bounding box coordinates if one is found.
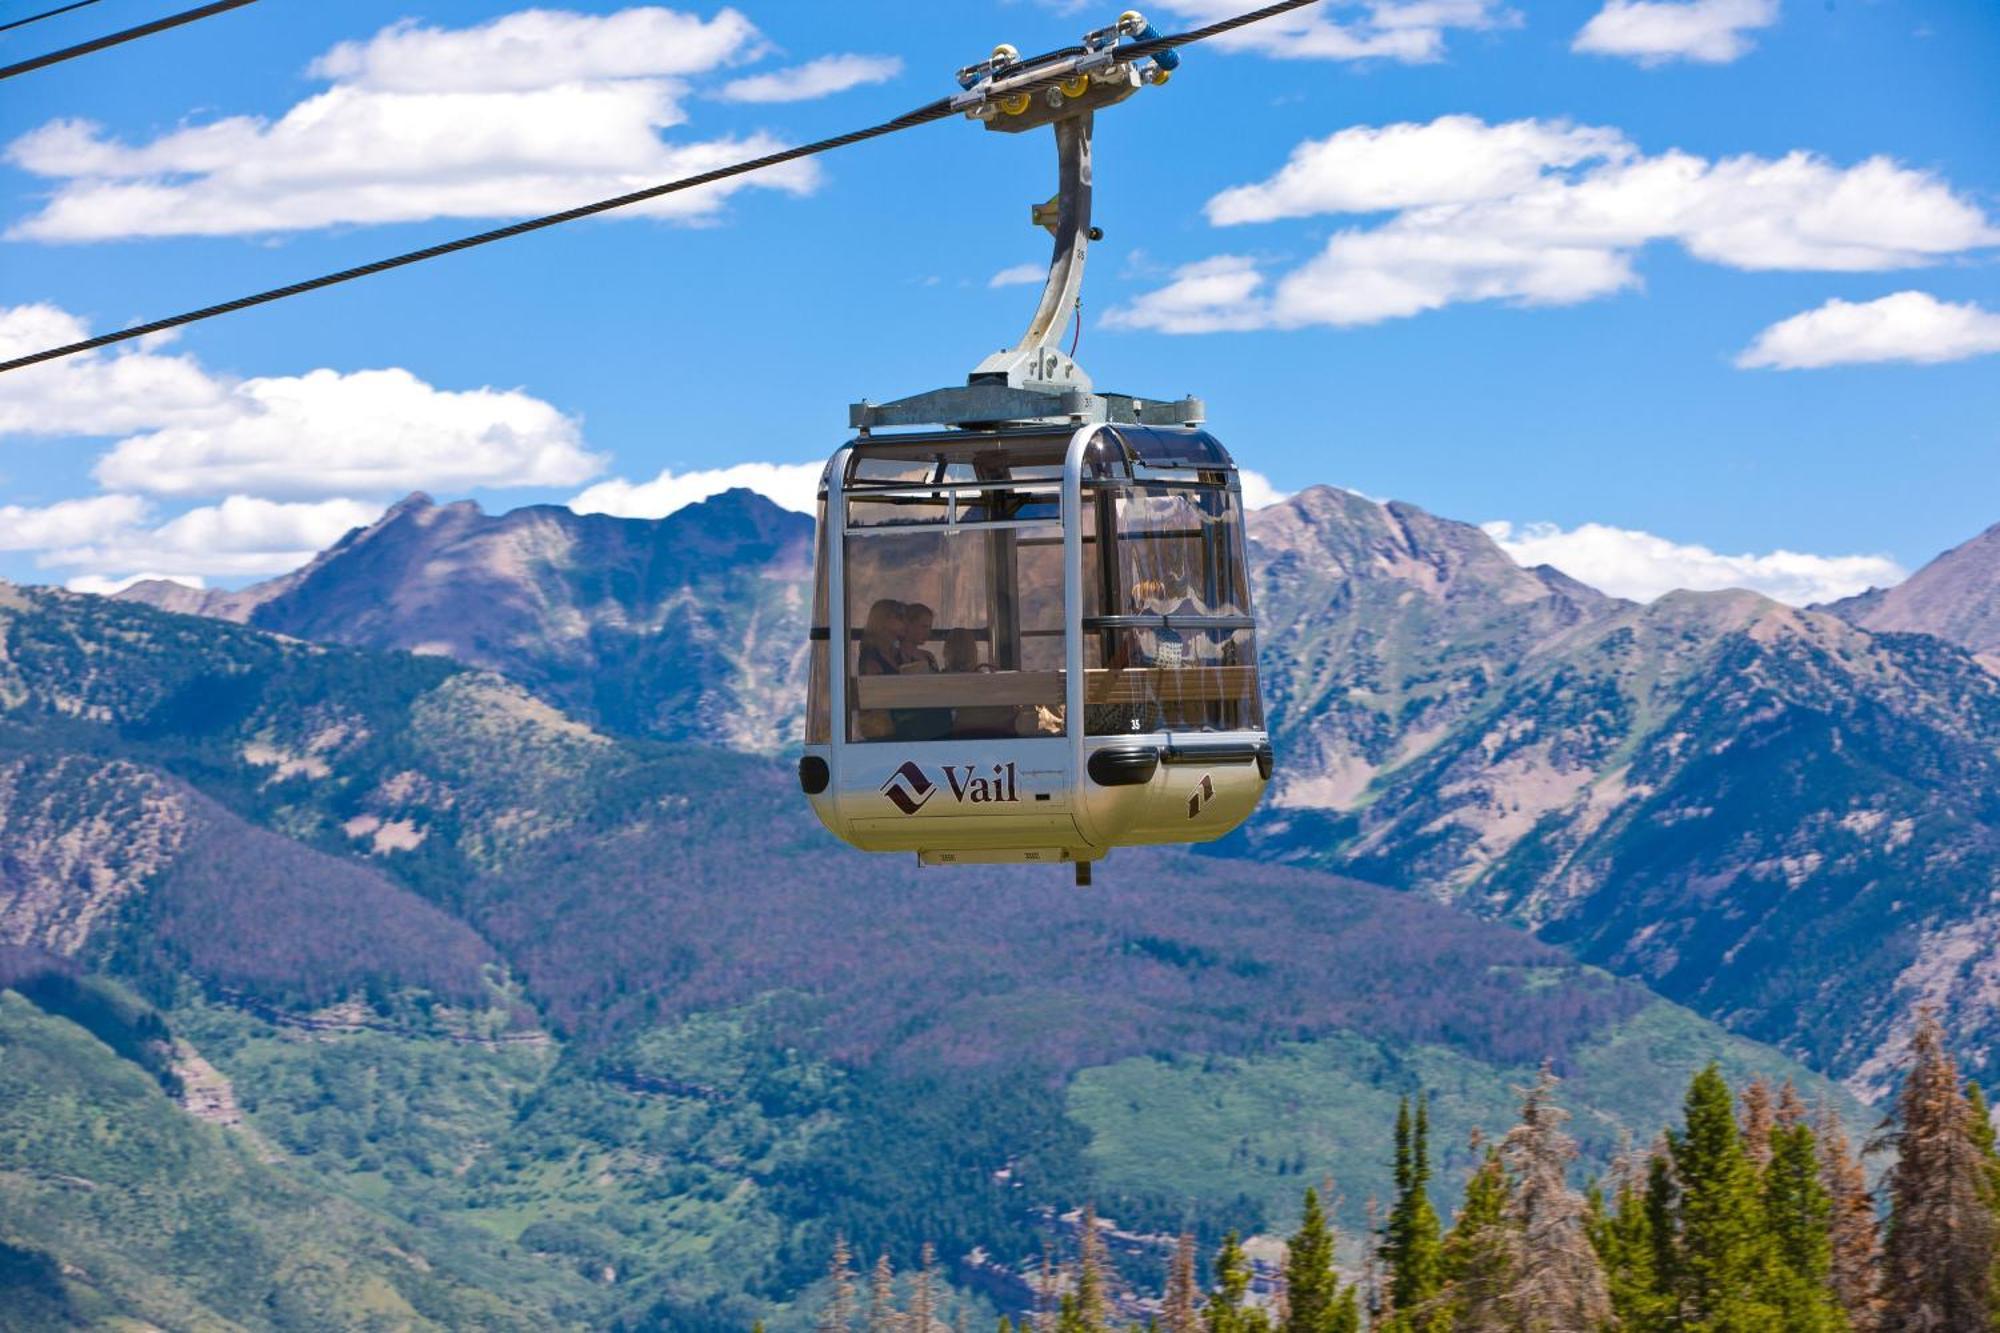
[806,495,832,745]
[841,442,1068,743]
[1080,463,1262,736]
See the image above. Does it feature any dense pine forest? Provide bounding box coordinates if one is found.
[804,1013,1999,1332]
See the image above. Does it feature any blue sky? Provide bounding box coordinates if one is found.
[0,0,1994,602]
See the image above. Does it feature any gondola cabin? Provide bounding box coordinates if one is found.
[797,13,1273,880]
[799,423,1271,878]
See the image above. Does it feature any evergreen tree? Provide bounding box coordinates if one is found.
[1282,1188,1358,1333]
[1439,1145,1518,1332]
[1668,1063,1781,1329]
[1383,1094,1444,1322]
[869,1252,901,1333]
[1059,1206,1113,1333]
[1590,1144,1671,1333]
[1643,1147,1681,1319]
[911,1242,940,1333]
[1777,1078,1810,1130]
[1880,1012,1997,1331]
[1498,1068,1612,1331]
[1204,1231,1271,1333]
[1815,1100,1881,1333]
[1164,1233,1201,1333]
[1969,1082,2000,1332]
[819,1235,859,1333]
[1762,1121,1845,1332]
[1741,1076,1777,1171]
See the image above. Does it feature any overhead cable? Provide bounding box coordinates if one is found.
[0,0,1322,374]
[0,0,258,81]
[0,0,105,37]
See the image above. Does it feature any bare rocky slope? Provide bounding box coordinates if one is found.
[1826,518,2000,668]
[124,488,815,753]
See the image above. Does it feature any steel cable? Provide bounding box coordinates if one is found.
[0,0,258,80]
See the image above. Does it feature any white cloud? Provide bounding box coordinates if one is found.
[990,262,1051,288]
[1105,255,1274,334]
[1110,117,1999,332]
[66,572,207,596]
[1483,519,1905,605]
[719,53,902,103]
[0,495,151,551]
[0,305,602,499]
[572,460,822,519]
[0,305,229,436]
[1238,470,1290,510]
[42,496,382,581]
[6,6,822,240]
[94,367,602,499]
[1738,291,2000,370]
[1574,0,1779,65]
[1,494,380,586]
[1206,117,1629,224]
[309,7,764,93]
[1153,0,1518,63]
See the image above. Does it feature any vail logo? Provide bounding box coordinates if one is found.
[882,761,937,815]
[881,762,1021,814]
[1186,774,1216,820]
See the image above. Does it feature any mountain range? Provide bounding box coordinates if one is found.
[119,485,2000,1096]
[2,479,1990,1325]
[0,575,1833,1328]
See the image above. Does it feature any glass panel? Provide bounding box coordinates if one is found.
[1083,426,1234,479]
[848,493,951,528]
[807,497,832,745]
[1081,482,1263,735]
[845,523,1066,743]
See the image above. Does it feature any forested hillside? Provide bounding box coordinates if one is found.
[0,582,1848,1328]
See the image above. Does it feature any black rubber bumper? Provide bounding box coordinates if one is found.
[797,755,830,795]
[1087,745,1160,787]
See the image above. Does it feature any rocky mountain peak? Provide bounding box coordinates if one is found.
[1828,518,2000,664]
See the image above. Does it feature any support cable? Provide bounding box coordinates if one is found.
[0,0,1321,374]
[0,0,258,82]
[0,0,104,37]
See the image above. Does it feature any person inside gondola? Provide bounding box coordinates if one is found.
[898,603,940,673]
[855,598,904,739]
[944,627,1015,738]
[891,601,952,741]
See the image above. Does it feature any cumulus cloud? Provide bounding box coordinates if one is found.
[0,495,151,551]
[308,7,764,92]
[1484,519,1905,605]
[1153,0,1518,63]
[41,496,383,581]
[719,53,902,103]
[1206,118,1629,224]
[0,305,602,500]
[1574,0,1779,65]
[0,305,229,436]
[1738,291,2000,369]
[1237,470,1290,510]
[990,262,1051,288]
[1109,116,1998,332]
[571,460,823,518]
[2,494,381,586]
[95,368,602,499]
[66,572,207,596]
[6,6,825,240]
